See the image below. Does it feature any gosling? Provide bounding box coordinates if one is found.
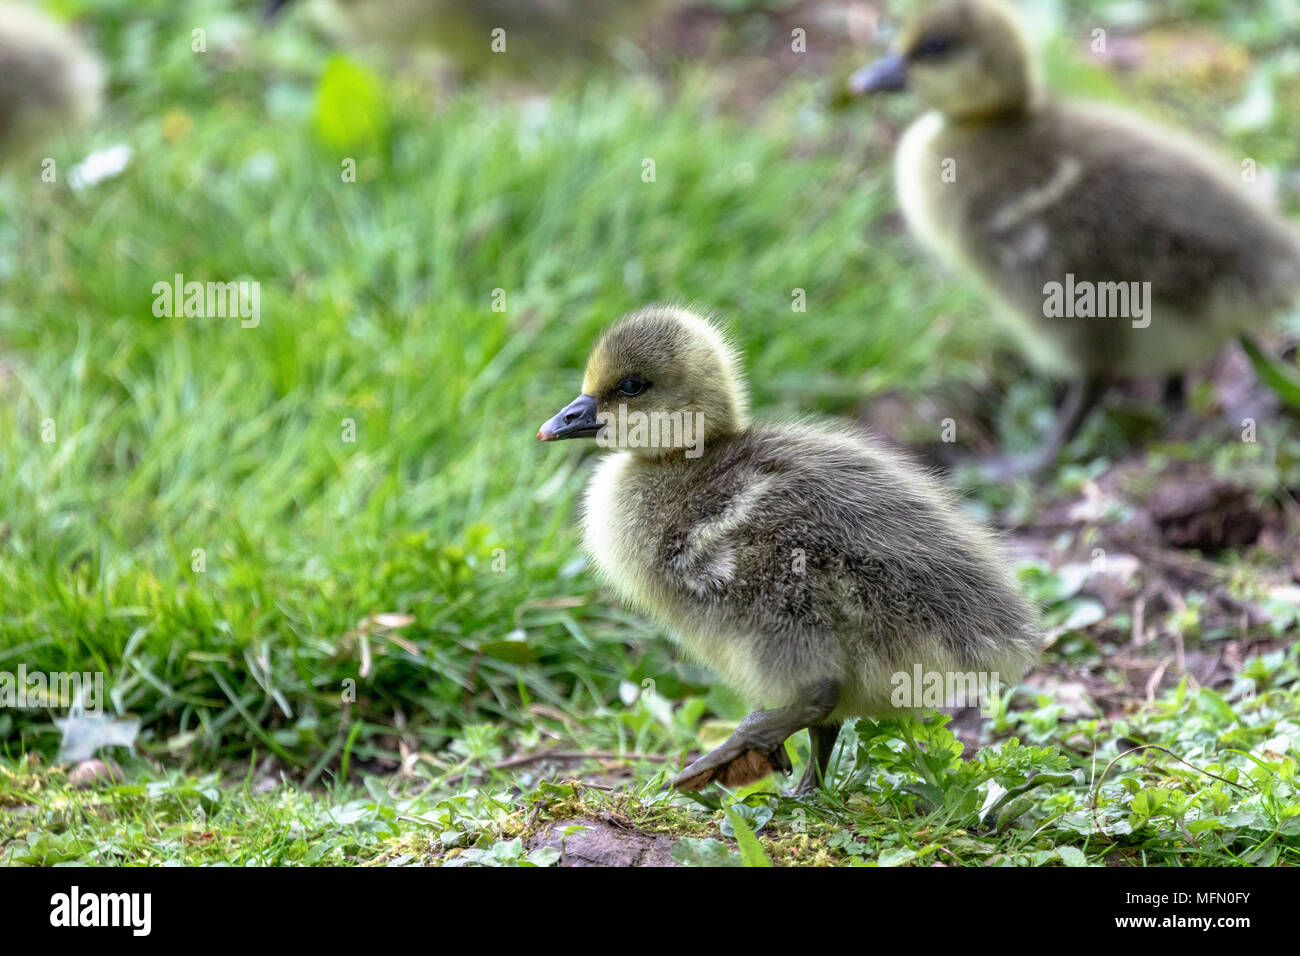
[0,3,102,166]
[851,0,1300,473]
[267,0,665,78]
[538,306,1039,793]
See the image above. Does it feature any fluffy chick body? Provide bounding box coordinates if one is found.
[279,0,664,77]
[874,0,1300,379]
[568,307,1038,721]
[898,99,1300,379]
[585,421,1038,718]
[0,3,102,164]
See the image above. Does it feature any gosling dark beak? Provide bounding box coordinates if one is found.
[848,53,909,95]
[538,393,603,442]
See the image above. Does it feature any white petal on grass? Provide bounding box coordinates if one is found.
[1225,68,1276,134]
[68,144,132,191]
[54,713,140,764]
[371,613,416,628]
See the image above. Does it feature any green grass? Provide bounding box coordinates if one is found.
[4,642,1296,865]
[1,0,980,771]
[1,0,1299,865]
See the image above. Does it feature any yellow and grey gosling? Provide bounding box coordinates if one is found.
[538,306,1039,793]
[0,3,102,166]
[851,0,1300,473]
[267,0,667,78]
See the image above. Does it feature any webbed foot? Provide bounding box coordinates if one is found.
[672,679,841,792]
[672,734,793,790]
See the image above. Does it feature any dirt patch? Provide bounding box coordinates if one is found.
[526,818,679,867]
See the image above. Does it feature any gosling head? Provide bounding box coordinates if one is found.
[537,305,748,459]
[849,0,1038,120]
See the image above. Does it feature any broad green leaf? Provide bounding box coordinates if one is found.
[1056,846,1087,867]
[313,57,389,153]
[1241,335,1300,410]
[725,807,773,868]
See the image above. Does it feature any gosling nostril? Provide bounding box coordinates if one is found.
[564,410,579,423]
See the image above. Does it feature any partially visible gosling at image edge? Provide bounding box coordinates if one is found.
[538,306,1039,793]
[266,0,668,80]
[851,0,1300,474]
[0,3,102,166]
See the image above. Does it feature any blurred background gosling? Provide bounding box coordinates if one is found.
[0,2,102,167]
[267,0,675,80]
[851,0,1300,474]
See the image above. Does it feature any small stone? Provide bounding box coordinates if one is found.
[68,759,113,788]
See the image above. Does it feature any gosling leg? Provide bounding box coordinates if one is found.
[1162,373,1185,410]
[787,721,842,797]
[673,679,841,791]
[981,376,1109,479]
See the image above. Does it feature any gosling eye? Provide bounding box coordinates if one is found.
[912,35,954,59]
[615,377,650,397]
